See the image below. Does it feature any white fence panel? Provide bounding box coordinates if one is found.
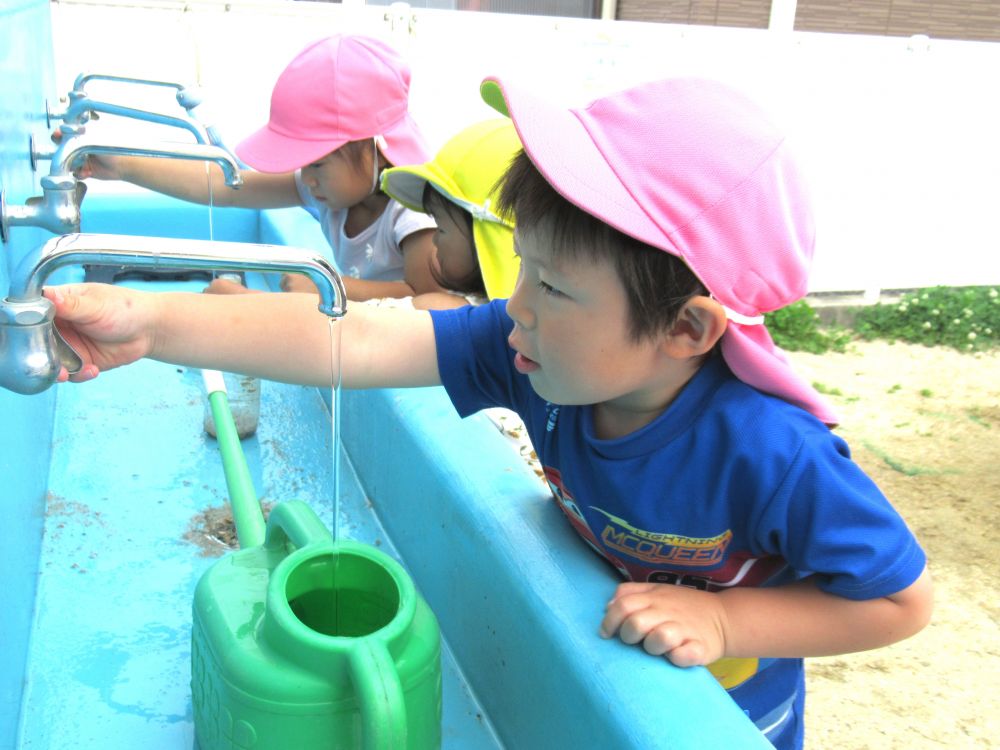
[48,0,1000,293]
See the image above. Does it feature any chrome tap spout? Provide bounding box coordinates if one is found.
[71,73,193,100]
[10,233,346,314]
[1,233,347,395]
[50,133,243,187]
[62,97,211,144]
[3,133,242,244]
[48,74,205,131]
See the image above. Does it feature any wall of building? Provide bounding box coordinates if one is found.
[617,0,770,29]
[616,0,1000,42]
[795,0,1000,42]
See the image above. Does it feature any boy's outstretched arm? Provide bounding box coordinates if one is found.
[44,283,441,389]
[599,566,933,667]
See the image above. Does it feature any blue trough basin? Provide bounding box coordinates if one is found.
[3,192,767,748]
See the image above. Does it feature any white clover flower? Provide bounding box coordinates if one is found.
[923,321,933,329]
[968,332,977,340]
[986,328,993,335]
[989,288,998,298]
[952,319,962,326]
[922,293,930,300]
[931,308,941,315]
[963,307,974,317]
[899,303,909,312]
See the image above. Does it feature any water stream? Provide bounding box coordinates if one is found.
[204,160,343,570]
[329,317,342,543]
[329,317,343,627]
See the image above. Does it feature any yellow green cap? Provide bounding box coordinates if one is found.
[381,118,522,299]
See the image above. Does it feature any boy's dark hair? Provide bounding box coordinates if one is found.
[422,184,486,296]
[495,150,708,342]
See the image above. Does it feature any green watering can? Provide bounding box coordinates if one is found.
[192,371,442,749]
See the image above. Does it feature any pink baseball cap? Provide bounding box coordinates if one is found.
[481,76,838,425]
[237,34,431,173]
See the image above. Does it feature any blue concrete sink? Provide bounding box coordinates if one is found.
[1,0,764,742]
[4,193,767,748]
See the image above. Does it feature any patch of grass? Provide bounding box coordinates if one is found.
[767,286,1000,354]
[852,286,1000,351]
[861,442,946,476]
[916,409,955,421]
[765,300,852,353]
[967,410,992,429]
[919,388,934,398]
[812,381,842,396]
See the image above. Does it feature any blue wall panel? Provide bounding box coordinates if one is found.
[0,0,58,745]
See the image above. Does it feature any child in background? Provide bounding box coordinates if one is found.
[73,34,446,302]
[47,75,933,750]
[380,118,521,309]
[382,118,533,471]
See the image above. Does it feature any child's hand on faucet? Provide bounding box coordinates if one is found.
[43,283,159,382]
[50,128,123,180]
[72,153,124,181]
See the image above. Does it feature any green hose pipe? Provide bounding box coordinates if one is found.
[202,369,265,548]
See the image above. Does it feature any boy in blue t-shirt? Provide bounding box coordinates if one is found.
[47,76,933,749]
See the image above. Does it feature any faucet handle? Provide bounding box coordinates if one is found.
[0,297,84,395]
[73,179,88,214]
[54,327,85,375]
[0,297,81,394]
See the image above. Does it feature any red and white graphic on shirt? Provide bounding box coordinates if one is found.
[544,465,785,590]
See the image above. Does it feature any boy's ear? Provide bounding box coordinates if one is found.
[662,296,728,358]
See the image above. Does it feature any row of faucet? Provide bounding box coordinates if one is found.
[1,73,244,243]
[1,73,348,397]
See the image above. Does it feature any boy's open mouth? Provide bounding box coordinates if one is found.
[513,351,540,374]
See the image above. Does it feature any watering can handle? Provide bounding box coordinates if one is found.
[263,501,331,550]
[349,641,408,750]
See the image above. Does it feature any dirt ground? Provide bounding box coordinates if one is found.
[785,340,1000,749]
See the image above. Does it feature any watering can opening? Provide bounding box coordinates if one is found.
[285,550,402,638]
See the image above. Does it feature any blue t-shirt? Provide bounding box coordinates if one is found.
[430,300,926,749]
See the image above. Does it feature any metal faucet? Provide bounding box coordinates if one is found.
[48,95,212,144]
[0,175,86,242]
[1,133,243,243]
[47,73,211,144]
[3,70,247,243]
[47,131,243,185]
[0,233,347,395]
[68,72,198,98]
